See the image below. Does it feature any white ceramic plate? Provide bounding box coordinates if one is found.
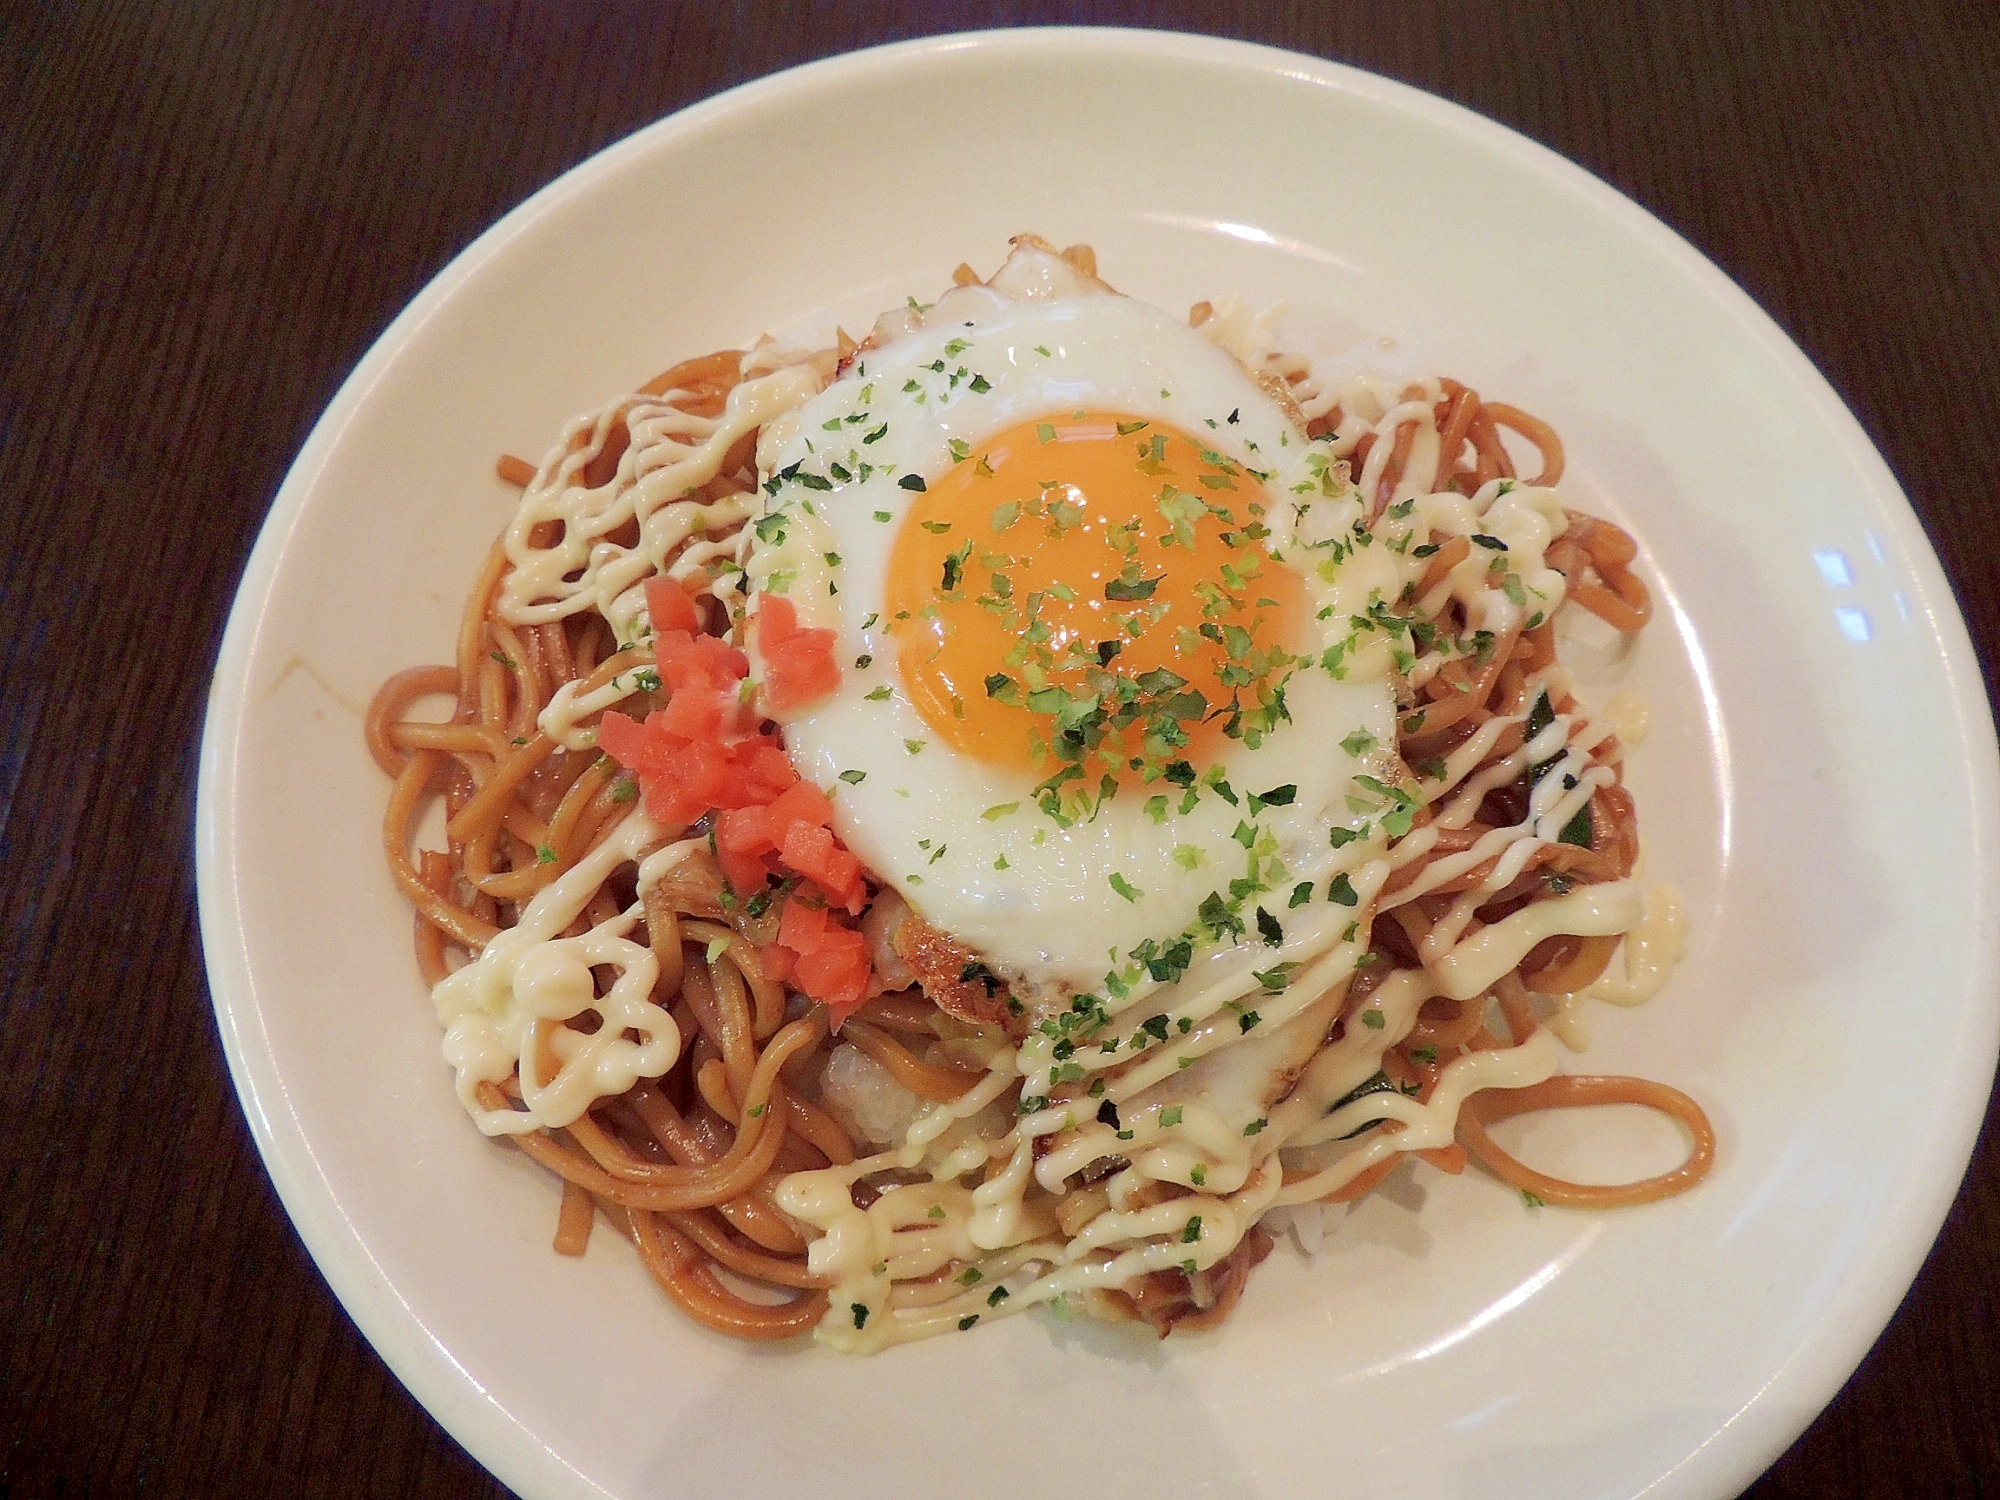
[198,29,2000,1500]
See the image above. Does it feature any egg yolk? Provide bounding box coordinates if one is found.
[885,413,1305,798]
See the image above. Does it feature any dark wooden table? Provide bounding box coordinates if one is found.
[4,2,1996,1495]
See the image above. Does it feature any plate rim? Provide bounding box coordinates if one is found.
[195,25,2000,1500]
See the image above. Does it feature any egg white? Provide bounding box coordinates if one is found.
[747,292,1395,991]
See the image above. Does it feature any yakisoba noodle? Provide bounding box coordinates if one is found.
[368,239,1712,1350]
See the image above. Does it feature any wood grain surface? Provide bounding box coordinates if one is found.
[2,1,1996,1495]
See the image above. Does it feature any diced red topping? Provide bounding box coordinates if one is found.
[712,779,865,913]
[595,586,875,1023]
[772,898,872,1027]
[644,575,700,636]
[596,705,790,827]
[757,593,841,712]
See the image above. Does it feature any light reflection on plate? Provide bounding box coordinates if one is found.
[197,29,1999,1500]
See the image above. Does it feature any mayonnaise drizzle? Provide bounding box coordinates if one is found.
[1548,884,1687,1048]
[499,362,823,636]
[431,811,680,1136]
[486,356,831,752]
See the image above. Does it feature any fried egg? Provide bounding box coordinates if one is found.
[745,255,1395,993]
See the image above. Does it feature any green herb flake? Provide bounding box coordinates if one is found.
[1252,964,1294,993]
[1248,783,1296,813]
[1104,574,1161,601]
[1198,891,1244,941]
[1559,801,1593,847]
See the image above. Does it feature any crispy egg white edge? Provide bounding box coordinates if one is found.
[747,296,1394,987]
